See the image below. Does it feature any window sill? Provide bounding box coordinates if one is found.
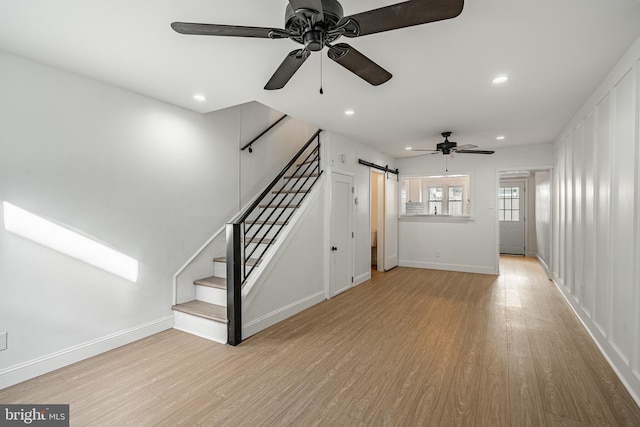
[399,215,475,223]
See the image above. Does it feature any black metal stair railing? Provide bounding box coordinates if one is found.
[227,130,322,345]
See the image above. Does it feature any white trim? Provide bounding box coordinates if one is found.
[241,174,326,308]
[399,259,497,275]
[354,271,371,286]
[173,312,226,344]
[243,291,325,338]
[172,186,269,305]
[551,277,640,408]
[172,225,225,305]
[0,316,173,390]
[536,254,551,278]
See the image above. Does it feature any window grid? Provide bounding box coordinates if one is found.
[499,186,520,222]
[428,187,443,215]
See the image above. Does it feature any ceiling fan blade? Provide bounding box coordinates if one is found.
[264,49,310,90]
[341,0,464,37]
[455,144,478,151]
[288,0,324,21]
[171,22,289,39]
[410,149,439,153]
[327,43,392,86]
[456,149,495,155]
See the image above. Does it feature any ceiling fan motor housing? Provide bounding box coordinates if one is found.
[285,0,344,49]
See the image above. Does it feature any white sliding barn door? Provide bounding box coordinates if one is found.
[383,173,398,271]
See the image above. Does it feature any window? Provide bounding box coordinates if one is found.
[499,186,520,221]
[428,187,442,215]
[400,174,471,217]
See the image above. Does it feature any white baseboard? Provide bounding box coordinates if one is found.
[243,292,325,339]
[0,316,174,390]
[399,259,497,275]
[354,271,371,286]
[536,255,551,278]
[173,311,227,344]
[550,278,640,408]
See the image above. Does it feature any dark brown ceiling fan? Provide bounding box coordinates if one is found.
[410,132,495,155]
[171,0,464,90]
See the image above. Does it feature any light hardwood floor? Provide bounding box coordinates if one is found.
[2,256,640,426]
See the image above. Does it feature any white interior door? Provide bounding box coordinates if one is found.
[384,173,398,270]
[499,181,526,255]
[330,172,353,296]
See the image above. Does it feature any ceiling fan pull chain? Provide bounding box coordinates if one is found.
[319,49,324,95]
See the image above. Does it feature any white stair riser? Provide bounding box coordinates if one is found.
[244,243,272,258]
[243,225,283,240]
[214,260,258,279]
[173,311,227,344]
[269,192,308,205]
[258,207,297,220]
[195,285,226,306]
[214,260,227,278]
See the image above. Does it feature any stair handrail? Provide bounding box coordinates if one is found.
[227,129,322,345]
[235,129,321,225]
[240,114,288,153]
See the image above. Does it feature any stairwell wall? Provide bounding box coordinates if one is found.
[0,50,312,388]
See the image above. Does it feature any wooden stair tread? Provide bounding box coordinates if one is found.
[213,257,261,266]
[259,204,300,209]
[194,276,225,289]
[296,159,318,167]
[284,173,319,180]
[172,300,227,323]
[244,237,275,245]
[271,189,310,194]
[249,220,287,225]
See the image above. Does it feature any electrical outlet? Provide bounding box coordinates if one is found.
[0,331,7,351]
[435,250,441,258]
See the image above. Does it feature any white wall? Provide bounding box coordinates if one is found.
[0,51,312,388]
[324,132,395,284]
[551,35,640,402]
[396,144,553,275]
[239,104,315,207]
[242,178,326,338]
[535,170,552,271]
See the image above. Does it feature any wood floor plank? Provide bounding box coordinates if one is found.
[553,347,618,425]
[1,256,639,426]
[509,355,547,427]
[476,338,511,426]
[528,329,582,422]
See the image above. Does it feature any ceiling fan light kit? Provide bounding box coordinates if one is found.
[171,0,464,90]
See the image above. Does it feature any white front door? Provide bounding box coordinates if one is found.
[499,181,526,255]
[330,172,353,296]
[384,173,399,270]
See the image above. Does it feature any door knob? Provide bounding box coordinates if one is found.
[331,246,338,251]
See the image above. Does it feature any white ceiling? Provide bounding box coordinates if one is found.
[1,0,639,158]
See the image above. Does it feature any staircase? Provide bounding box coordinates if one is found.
[172,130,322,345]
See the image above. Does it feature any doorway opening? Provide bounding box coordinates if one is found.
[370,169,398,273]
[497,168,552,274]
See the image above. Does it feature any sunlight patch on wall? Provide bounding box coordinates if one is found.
[2,202,138,282]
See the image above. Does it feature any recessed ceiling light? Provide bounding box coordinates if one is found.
[492,75,509,84]
[405,147,412,150]
[193,94,206,102]
[496,136,505,140]
[345,109,355,116]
